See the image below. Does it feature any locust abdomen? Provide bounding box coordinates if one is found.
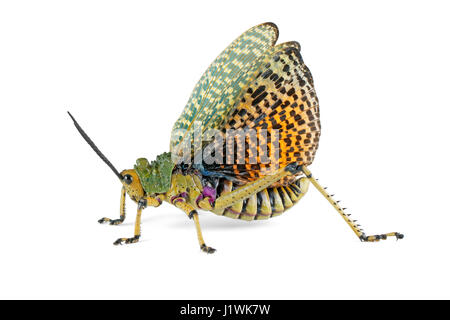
[213,178,310,221]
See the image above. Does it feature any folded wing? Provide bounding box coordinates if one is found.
[170,23,279,158]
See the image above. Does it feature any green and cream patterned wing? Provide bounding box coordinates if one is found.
[170,23,279,159]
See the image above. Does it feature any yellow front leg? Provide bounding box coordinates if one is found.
[113,195,163,246]
[98,187,127,225]
[172,200,216,254]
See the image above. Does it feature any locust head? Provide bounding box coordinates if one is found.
[120,169,145,202]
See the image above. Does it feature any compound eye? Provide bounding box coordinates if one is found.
[123,174,133,185]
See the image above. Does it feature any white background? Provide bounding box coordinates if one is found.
[1,0,449,299]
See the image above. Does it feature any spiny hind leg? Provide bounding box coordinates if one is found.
[301,166,404,242]
[172,199,215,254]
[99,187,126,225]
[113,196,162,245]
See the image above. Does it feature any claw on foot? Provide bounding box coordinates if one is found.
[109,219,124,225]
[360,232,404,242]
[113,236,140,246]
[98,217,110,224]
[200,244,216,254]
[98,218,124,225]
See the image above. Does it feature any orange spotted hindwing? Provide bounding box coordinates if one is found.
[202,43,321,186]
[170,23,279,159]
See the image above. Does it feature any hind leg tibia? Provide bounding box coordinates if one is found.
[300,166,404,242]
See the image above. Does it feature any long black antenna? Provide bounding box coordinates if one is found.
[68,111,123,180]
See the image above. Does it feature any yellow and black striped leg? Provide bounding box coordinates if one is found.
[173,200,216,254]
[301,166,404,242]
[99,187,126,225]
[113,196,163,246]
